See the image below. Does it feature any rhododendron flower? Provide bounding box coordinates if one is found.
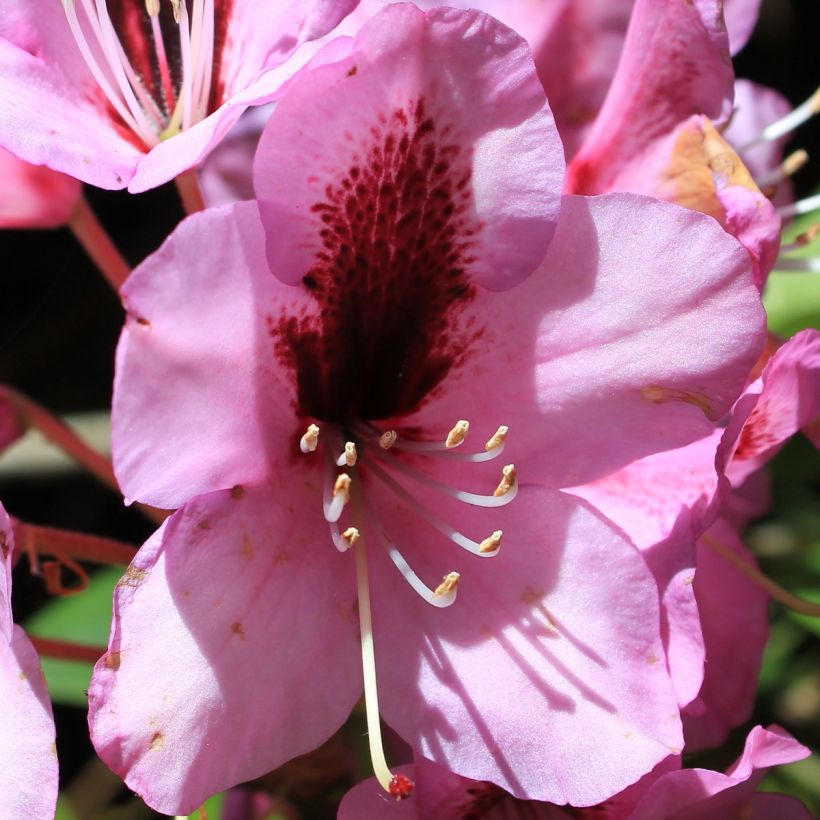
[340,725,810,819]
[0,503,58,820]
[0,0,356,191]
[565,0,784,288]
[0,147,80,229]
[87,5,766,814]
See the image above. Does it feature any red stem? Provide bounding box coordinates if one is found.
[20,522,137,566]
[175,168,205,215]
[29,636,106,664]
[68,196,131,291]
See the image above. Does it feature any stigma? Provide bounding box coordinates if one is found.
[62,0,216,146]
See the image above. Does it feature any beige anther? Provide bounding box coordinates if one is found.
[337,441,357,467]
[342,527,360,548]
[145,0,160,15]
[434,572,460,597]
[781,149,809,178]
[333,473,352,503]
[445,419,469,449]
[479,531,503,554]
[379,430,398,450]
[169,0,182,22]
[484,425,509,451]
[299,424,320,453]
[494,464,517,497]
[810,86,820,114]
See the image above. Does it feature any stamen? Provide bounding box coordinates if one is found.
[363,457,502,557]
[780,224,820,253]
[777,192,820,219]
[145,0,159,13]
[170,0,182,23]
[479,530,503,554]
[300,423,320,453]
[342,527,360,547]
[336,441,358,467]
[434,572,461,599]
[739,86,820,150]
[702,534,820,617]
[485,426,509,451]
[379,430,398,450]
[148,0,176,113]
[328,522,354,553]
[446,419,470,448]
[493,464,517,498]
[324,473,351,523]
[364,499,461,606]
[350,492,413,798]
[774,257,820,273]
[371,448,518,507]
[756,149,809,189]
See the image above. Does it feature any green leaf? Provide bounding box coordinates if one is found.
[24,566,121,707]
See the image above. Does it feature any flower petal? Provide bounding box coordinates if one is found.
[368,486,682,806]
[629,725,809,820]
[254,3,563,292]
[88,481,361,815]
[113,201,305,508]
[406,193,765,490]
[566,0,734,195]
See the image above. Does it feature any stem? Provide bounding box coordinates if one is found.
[702,534,820,617]
[29,636,105,664]
[68,196,131,290]
[2,387,116,490]
[175,168,205,214]
[0,388,168,525]
[19,522,137,566]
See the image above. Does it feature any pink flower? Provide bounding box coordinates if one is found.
[0,147,80,229]
[0,503,58,820]
[0,0,357,191]
[564,0,783,288]
[339,725,810,819]
[88,5,765,814]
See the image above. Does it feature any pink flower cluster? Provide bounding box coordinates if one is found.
[0,1,818,818]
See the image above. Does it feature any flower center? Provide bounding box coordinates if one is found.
[62,0,221,146]
[299,418,517,799]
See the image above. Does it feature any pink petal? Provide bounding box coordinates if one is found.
[0,627,59,820]
[0,503,58,820]
[0,146,80,228]
[727,329,820,485]
[128,3,359,193]
[406,194,765,490]
[254,3,564,291]
[629,725,809,820]
[566,0,734,195]
[748,792,813,820]
[368,486,682,806]
[88,482,361,815]
[0,37,142,189]
[724,0,761,54]
[682,520,769,750]
[113,202,304,509]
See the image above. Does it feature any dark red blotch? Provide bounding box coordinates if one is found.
[273,99,482,425]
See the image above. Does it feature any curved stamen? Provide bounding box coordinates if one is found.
[756,149,809,189]
[325,473,351,523]
[363,457,501,557]
[777,192,820,220]
[738,86,820,151]
[300,423,320,453]
[336,441,358,467]
[328,521,358,553]
[364,500,459,607]
[361,421,508,462]
[370,446,518,507]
